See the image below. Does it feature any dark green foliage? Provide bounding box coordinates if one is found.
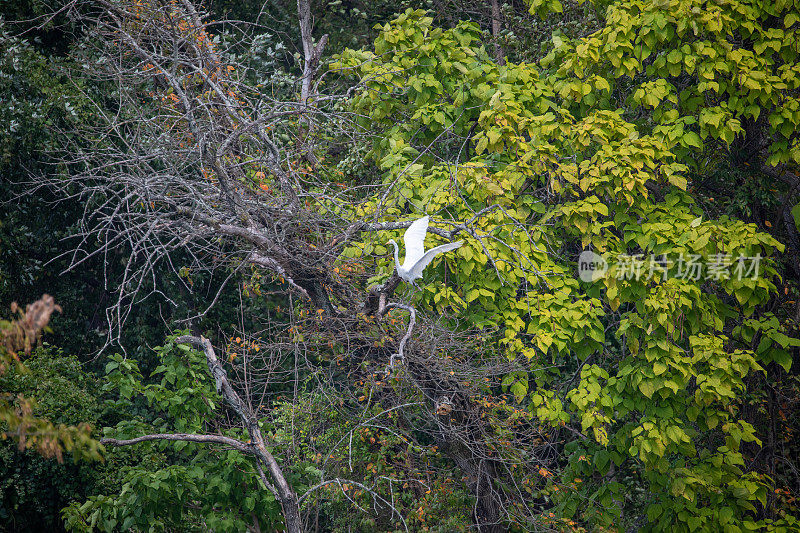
[63,339,285,532]
[208,0,432,53]
[0,346,104,533]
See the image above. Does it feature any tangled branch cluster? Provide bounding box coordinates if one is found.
[47,1,563,530]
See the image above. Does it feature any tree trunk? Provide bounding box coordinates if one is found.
[438,437,505,532]
[297,0,329,166]
[490,0,505,66]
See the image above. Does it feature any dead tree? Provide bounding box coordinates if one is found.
[42,0,562,529]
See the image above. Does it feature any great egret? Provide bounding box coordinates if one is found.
[387,216,463,287]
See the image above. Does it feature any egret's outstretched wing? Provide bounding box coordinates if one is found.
[402,215,429,267]
[408,241,463,279]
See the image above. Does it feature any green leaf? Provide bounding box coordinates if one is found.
[669,174,688,190]
[647,503,663,521]
[510,380,528,403]
[772,332,798,348]
[773,350,793,372]
[683,132,701,148]
[639,380,656,399]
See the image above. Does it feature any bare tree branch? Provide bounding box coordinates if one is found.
[174,335,302,533]
[101,432,253,454]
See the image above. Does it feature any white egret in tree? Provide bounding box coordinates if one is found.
[387,216,463,288]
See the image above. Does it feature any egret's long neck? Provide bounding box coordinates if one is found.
[390,240,402,271]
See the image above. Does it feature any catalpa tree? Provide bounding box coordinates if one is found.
[334,5,800,530]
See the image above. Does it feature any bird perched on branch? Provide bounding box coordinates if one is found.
[387,216,463,288]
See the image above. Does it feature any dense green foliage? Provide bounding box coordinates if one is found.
[0,0,798,531]
[333,6,800,529]
[63,340,285,531]
[0,347,105,531]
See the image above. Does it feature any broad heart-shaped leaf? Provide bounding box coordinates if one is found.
[638,380,656,399]
[683,132,701,148]
[792,202,800,232]
[510,380,528,403]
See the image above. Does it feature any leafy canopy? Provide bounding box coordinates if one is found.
[333,6,799,530]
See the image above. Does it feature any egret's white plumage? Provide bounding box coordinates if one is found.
[387,216,462,286]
